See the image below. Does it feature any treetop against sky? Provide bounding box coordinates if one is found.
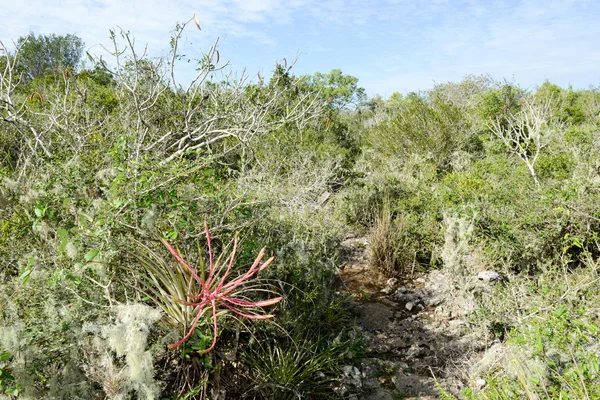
[2,0,599,96]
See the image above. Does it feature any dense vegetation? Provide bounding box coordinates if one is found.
[1,21,599,399]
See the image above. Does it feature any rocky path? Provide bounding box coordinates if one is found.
[336,236,497,400]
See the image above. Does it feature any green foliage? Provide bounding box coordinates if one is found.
[0,350,20,397]
[536,81,587,125]
[564,126,594,148]
[76,68,120,112]
[366,90,473,171]
[301,68,366,110]
[472,259,600,399]
[2,20,600,398]
[16,32,84,80]
[477,83,524,122]
[244,339,343,399]
[536,150,575,180]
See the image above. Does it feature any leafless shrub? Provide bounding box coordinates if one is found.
[490,95,564,188]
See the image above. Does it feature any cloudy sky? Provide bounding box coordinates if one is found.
[1,0,599,96]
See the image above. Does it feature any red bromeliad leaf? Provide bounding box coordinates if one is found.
[163,222,281,352]
[199,300,219,354]
[167,308,205,349]
[169,296,204,307]
[225,297,283,307]
[160,239,203,285]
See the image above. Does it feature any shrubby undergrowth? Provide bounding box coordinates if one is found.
[355,79,600,398]
[0,19,358,399]
[1,18,600,399]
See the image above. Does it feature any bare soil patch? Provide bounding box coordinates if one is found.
[337,235,496,399]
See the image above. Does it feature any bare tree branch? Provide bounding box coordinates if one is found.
[489,95,563,188]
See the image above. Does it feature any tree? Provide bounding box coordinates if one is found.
[489,94,562,188]
[301,69,366,110]
[16,32,84,80]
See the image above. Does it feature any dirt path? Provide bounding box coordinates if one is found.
[336,236,494,400]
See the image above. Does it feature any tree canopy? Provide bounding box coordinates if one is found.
[301,68,366,110]
[16,32,84,80]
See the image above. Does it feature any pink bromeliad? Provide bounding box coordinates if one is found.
[162,221,282,353]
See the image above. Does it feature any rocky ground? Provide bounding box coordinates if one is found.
[336,235,504,400]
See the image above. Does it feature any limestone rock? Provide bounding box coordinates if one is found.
[477,270,501,282]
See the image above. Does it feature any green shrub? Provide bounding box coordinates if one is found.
[470,258,600,399]
[365,91,472,171]
[536,151,575,180]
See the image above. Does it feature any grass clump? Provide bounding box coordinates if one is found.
[368,199,414,277]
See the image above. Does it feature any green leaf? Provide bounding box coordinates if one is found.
[65,274,81,285]
[84,249,99,261]
[19,269,31,284]
[57,227,69,238]
[0,351,10,362]
[34,207,43,218]
[59,238,69,252]
[528,376,540,385]
[79,213,93,223]
[534,333,544,354]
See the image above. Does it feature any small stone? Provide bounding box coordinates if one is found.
[416,303,425,311]
[397,362,409,370]
[475,378,486,389]
[405,302,414,311]
[424,297,442,307]
[398,293,420,304]
[381,286,394,295]
[416,277,426,284]
[393,287,411,301]
[386,278,398,286]
[363,377,381,389]
[478,270,501,282]
[341,365,362,388]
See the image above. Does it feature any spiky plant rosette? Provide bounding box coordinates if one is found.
[132,222,282,354]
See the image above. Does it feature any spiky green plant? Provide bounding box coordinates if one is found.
[132,221,282,354]
[244,340,340,399]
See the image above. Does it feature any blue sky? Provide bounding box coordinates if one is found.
[1,0,599,97]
